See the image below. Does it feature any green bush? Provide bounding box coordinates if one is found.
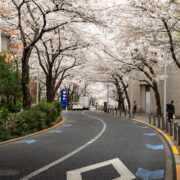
[33,102,59,126]
[7,101,22,113]
[0,107,11,141]
[54,101,62,113]
[15,110,46,134]
[0,101,62,141]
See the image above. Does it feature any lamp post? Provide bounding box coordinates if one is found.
[36,68,39,104]
[107,74,109,112]
[130,71,133,117]
[163,46,167,124]
[151,42,167,123]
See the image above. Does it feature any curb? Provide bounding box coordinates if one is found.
[104,111,179,180]
[0,116,66,146]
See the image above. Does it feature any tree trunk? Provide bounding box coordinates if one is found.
[117,91,125,111]
[153,82,162,116]
[22,48,32,110]
[46,76,55,102]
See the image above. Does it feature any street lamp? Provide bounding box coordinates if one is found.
[151,42,167,123]
[130,71,134,118]
[107,74,109,111]
[36,68,39,105]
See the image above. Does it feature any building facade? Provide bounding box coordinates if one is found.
[131,64,180,118]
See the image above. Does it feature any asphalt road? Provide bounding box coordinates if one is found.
[0,111,175,180]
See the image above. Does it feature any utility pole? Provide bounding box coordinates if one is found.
[107,75,109,112]
[130,71,133,117]
[36,68,39,104]
[164,47,167,124]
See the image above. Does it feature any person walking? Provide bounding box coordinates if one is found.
[133,101,137,115]
[167,100,175,123]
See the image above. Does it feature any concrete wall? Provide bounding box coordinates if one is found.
[130,64,180,118]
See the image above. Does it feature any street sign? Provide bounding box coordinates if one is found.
[66,158,136,180]
[61,90,68,110]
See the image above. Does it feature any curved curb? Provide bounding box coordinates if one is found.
[103,111,179,180]
[0,116,66,146]
[130,118,177,180]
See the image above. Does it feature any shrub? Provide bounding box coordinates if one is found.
[0,107,11,141]
[15,110,46,134]
[0,101,62,141]
[7,101,22,113]
[33,102,59,126]
[54,101,62,113]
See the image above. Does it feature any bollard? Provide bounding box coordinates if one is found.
[166,120,169,133]
[162,117,165,130]
[158,116,160,128]
[149,114,151,124]
[174,123,177,140]
[153,115,156,126]
[177,125,180,146]
[169,123,173,136]
[116,109,117,115]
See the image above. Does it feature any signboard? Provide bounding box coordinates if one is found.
[61,90,68,110]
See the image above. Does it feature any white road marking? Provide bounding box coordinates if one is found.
[20,112,106,180]
[67,158,136,180]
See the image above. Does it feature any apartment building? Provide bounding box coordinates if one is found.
[130,64,180,118]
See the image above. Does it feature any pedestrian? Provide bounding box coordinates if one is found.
[133,101,137,115]
[167,100,175,123]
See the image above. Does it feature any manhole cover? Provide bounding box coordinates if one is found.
[0,169,19,176]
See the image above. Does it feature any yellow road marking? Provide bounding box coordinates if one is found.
[139,121,145,124]
[171,146,179,155]
[156,129,163,133]
[164,135,171,141]
[148,124,154,127]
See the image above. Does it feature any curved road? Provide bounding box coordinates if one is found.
[0,111,175,180]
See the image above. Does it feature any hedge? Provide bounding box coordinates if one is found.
[0,101,62,141]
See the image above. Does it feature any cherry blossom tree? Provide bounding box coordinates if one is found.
[0,0,101,109]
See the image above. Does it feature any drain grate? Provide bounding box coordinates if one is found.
[0,169,19,176]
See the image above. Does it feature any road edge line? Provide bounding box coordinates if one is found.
[0,115,66,146]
